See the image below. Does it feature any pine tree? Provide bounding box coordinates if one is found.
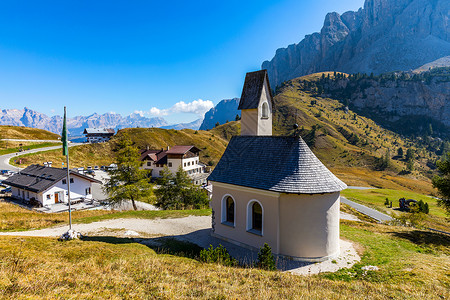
[256,243,276,271]
[104,135,153,210]
[432,152,450,215]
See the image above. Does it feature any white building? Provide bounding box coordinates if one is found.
[140,145,208,185]
[3,164,102,207]
[83,128,115,143]
[208,70,347,261]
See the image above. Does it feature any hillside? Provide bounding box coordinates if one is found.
[271,72,444,194]
[13,126,233,169]
[0,125,60,140]
[263,0,450,88]
[13,75,441,195]
[291,68,450,137]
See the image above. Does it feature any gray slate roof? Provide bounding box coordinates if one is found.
[238,70,273,110]
[83,128,115,134]
[3,164,101,193]
[208,136,347,194]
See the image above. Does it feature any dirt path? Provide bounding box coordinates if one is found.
[0,216,211,237]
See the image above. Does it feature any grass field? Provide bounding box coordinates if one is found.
[0,194,449,298]
[0,221,448,299]
[342,188,450,232]
[0,125,59,140]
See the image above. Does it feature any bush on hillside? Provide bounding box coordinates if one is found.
[199,244,237,267]
[255,243,276,271]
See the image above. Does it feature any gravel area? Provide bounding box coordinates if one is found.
[0,215,360,275]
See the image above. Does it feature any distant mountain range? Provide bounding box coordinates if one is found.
[161,118,203,130]
[262,0,450,88]
[0,107,203,137]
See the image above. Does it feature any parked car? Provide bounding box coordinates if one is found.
[0,170,9,175]
[85,169,95,176]
[100,166,106,170]
[94,166,99,170]
[1,186,11,193]
[87,166,93,170]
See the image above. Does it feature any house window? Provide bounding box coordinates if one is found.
[247,200,263,235]
[47,194,51,199]
[62,179,67,184]
[188,162,190,166]
[70,178,74,183]
[184,162,186,167]
[147,162,151,167]
[261,102,269,119]
[85,187,91,195]
[168,162,172,167]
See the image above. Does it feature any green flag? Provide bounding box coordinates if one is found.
[62,107,68,156]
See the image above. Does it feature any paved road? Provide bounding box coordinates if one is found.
[1,139,61,143]
[341,196,393,223]
[0,143,82,170]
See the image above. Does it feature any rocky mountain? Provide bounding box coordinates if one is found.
[161,118,203,130]
[296,68,450,136]
[262,0,450,88]
[0,108,168,137]
[199,98,240,130]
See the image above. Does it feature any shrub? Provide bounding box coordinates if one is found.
[199,244,237,267]
[384,198,390,206]
[255,243,276,271]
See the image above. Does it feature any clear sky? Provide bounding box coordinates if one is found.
[0,0,365,123]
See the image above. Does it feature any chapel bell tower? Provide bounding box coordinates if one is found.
[238,69,273,136]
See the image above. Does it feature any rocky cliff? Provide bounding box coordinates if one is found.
[262,0,450,88]
[298,69,450,136]
[199,98,240,130]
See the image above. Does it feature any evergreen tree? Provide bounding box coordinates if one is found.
[397,147,404,157]
[155,166,209,210]
[235,114,241,121]
[104,135,153,210]
[432,153,450,215]
[406,148,415,161]
[255,243,276,271]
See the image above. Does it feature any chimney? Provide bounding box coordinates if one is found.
[167,146,170,151]
[146,145,149,150]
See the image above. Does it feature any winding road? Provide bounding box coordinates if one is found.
[0,142,82,171]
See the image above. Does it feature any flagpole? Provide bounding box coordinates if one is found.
[63,106,72,230]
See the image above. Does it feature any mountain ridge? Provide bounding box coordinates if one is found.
[262,0,450,88]
[0,108,168,136]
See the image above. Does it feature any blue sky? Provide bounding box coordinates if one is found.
[0,0,365,124]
